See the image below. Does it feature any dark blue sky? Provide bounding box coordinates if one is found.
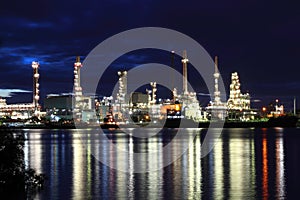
[0,0,299,110]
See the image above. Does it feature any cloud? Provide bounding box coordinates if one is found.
[0,89,31,98]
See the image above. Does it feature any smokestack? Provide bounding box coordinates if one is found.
[215,56,218,74]
[171,51,175,91]
[181,50,189,94]
[213,56,221,104]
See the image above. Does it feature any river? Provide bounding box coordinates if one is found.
[23,127,300,199]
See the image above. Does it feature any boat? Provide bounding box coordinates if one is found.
[100,115,119,129]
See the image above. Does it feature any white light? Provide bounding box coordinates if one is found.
[32,61,39,68]
[74,62,82,67]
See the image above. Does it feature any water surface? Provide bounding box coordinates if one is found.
[24,128,300,199]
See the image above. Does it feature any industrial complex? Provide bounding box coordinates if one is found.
[0,51,297,127]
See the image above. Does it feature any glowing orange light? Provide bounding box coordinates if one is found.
[262,137,269,199]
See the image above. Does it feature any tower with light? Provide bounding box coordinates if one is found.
[227,72,250,110]
[150,82,157,105]
[117,71,127,104]
[32,61,40,114]
[74,56,83,109]
[206,56,227,120]
[213,56,221,105]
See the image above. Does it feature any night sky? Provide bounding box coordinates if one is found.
[0,0,299,111]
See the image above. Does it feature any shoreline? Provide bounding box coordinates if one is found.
[0,117,298,130]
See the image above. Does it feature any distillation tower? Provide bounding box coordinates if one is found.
[117,71,127,104]
[206,56,227,120]
[32,61,40,114]
[74,56,83,110]
[177,50,201,120]
[227,72,250,110]
[226,71,254,121]
[150,82,157,105]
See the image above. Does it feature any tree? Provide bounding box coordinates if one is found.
[0,130,45,198]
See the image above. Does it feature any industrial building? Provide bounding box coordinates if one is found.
[206,56,227,120]
[171,50,203,121]
[44,94,73,121]
[0,61,42,119]
[130,92,148,106]
[44,57,96,123]
[0,52,270,125]
[227,72,258,121]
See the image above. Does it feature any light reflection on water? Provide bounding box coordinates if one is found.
[23,128,300,199]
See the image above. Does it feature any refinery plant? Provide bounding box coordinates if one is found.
[0,61,42,120]
[0,51,298,128]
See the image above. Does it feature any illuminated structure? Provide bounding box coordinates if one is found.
[171,50,203,120]
[0,97,34,119]
[227,72,255,121]
[44,94,74,121]
[146,82,157,106]
[43,57,96,123]
[274,99,284,115]
[206,56,227,120]
[213,56,221,105]
[96,96,113,121]
[269,99,284,117]
[182,50,189,95]
[71,56,96,122]
[149,82,157,105]
[73,56,83,120]
[0,98,6,107]
[121,81,161,123]
[181,50,201,120]
[227,72,250,110]
[160,103,182,118]
[117,71,127,105]
[113,71,128,121]
[172,88,178,101]
[0,61,42,119]
[32,61,40,114]
[74,56,83,109]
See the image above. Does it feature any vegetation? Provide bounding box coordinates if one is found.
[0,130,45,198]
